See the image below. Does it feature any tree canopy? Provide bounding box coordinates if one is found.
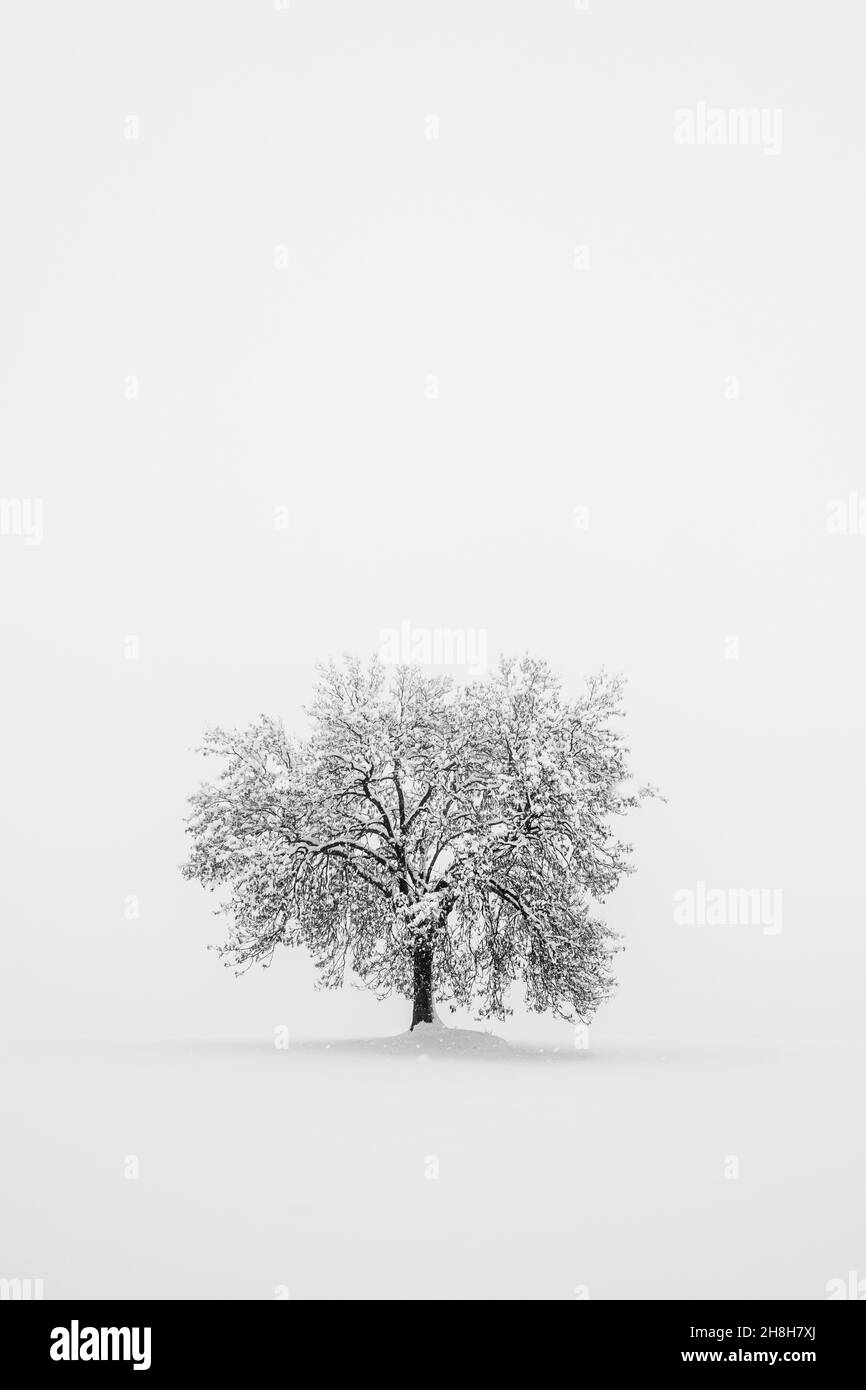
[183,655,659,1026]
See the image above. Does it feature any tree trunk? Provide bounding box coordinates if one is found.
[410,936,434,1030]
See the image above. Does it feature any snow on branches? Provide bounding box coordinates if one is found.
[182,656,660,1025]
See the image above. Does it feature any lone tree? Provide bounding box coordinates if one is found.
[183,656,658,1029]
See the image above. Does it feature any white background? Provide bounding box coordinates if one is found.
[1,1,864,1299]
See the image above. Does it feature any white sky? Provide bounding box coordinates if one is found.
[1,0,864,1049]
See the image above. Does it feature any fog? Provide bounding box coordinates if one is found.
[1,0,864,1299]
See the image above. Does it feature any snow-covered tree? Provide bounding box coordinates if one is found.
[183,656,659,1029]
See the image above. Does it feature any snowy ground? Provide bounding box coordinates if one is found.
[2,1028,863,1300]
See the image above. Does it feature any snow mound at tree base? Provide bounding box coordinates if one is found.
[301,1018,513,1059]
[382,1019,511,1057]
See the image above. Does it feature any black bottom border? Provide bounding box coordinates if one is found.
[3,1299,862,1375]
